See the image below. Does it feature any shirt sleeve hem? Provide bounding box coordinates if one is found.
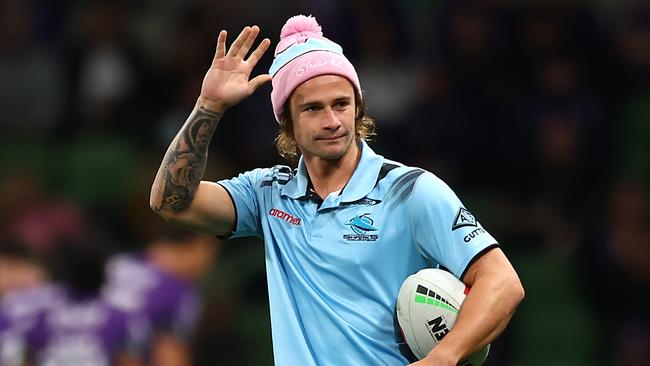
[216,182,238,239]
[459,243,500,281]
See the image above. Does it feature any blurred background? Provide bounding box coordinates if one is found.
[0,0,648,365]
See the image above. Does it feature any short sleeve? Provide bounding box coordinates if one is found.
[407,172,499,279]
[217,168,268,238]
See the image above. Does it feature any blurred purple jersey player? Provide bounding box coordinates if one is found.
[103,229,215,365]
[0,286,63,366]
[23,291,147,366]
[3,236,147,366]
[104,255,200,342]
[0,285,63,335]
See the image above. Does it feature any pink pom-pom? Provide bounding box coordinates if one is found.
[280,15,322,39]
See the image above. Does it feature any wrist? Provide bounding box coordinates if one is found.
[197,96,227,114]
[423,342,463,366]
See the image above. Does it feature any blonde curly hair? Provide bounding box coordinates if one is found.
[275,90,375,162]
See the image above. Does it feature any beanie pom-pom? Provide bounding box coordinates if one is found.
[280,15,322,38]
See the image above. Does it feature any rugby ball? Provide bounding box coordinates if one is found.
[396,268,490,365]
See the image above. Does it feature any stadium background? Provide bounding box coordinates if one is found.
[0,0,648,364]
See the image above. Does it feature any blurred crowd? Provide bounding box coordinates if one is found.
[0,0,648,365]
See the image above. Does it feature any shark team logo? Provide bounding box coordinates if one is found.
[452,208,477,231]
[346,213,377,234]
[343,213,379,241]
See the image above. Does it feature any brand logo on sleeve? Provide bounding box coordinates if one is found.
[464,227,487,242]
[343,213,379,241]
[452,208,477,231]
[269,208,301,226]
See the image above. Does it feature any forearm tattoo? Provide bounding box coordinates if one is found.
[154,106,221,213]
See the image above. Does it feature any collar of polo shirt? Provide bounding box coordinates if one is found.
[280,139,384,202]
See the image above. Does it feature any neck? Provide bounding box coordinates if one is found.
[303,140,361,199]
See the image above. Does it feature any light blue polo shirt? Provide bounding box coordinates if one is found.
[218,140,498,366]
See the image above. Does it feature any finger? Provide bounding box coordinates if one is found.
[226,26,251,58]
[246,38,271,67]
[213,30,227,62]
[237,25,260,59]
[248,74,272,93]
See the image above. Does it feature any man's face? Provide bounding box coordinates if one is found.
[288,75,357,162]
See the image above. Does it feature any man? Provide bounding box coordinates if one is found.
[150,14,524,366]
[0,241,56,366]
[1,237,146,366]
[0,283,60,366]
[103,226,214,366]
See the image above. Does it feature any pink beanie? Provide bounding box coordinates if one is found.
[270,15,361,123]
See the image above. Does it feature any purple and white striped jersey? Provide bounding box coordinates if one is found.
[1,285,148,366]
[0,285,63,366]
[103,254,201,342]
[23,292,148,366]
[0,285,64,333]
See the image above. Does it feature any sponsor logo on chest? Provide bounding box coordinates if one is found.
[268,208,302,226]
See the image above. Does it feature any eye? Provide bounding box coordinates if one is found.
[334,101,350,110]
[304,105,320,112]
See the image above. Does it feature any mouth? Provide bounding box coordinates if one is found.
[316,133,346,141]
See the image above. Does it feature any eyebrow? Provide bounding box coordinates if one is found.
[297,96,352,109]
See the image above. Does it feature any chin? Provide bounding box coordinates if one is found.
[301,135,355,161]
[319,141,352,159]
[319,150,346,161]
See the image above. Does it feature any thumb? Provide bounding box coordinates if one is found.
[248,74,272,93]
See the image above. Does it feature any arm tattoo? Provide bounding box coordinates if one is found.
[154,106,221,213]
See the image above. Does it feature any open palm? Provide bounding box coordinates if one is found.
[200,25,271,112]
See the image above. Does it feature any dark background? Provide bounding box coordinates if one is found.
[0,0,648,364]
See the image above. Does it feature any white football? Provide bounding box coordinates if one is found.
[396,268,490,365]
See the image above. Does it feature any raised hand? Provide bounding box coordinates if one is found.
[199,25,272,112]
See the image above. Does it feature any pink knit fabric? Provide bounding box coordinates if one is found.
[270,15,361,123]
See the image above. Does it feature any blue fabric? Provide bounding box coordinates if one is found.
[218,141,498,366]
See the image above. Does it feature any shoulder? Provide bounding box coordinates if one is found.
[376,160,428,196]
[259,165,294,187]
[376,160,457,207]
[1,285,64,322]
[220,165,294,189]
[106,254,157,286]
[379,159,452,192]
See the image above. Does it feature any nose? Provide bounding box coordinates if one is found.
[322,107,341,130]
